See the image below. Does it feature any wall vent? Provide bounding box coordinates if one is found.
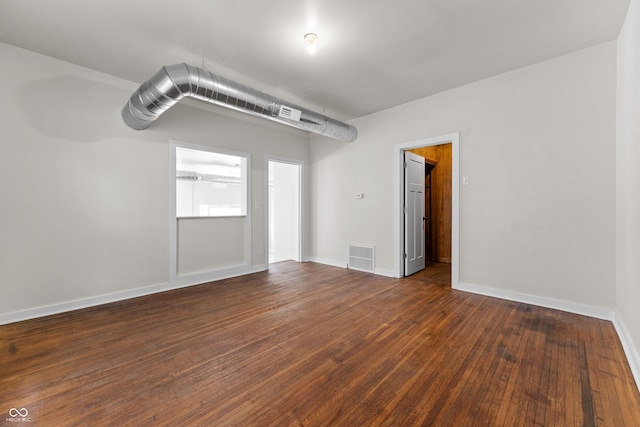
[348,244,375,273]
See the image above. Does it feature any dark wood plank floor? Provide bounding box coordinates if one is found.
[1,261,639,426]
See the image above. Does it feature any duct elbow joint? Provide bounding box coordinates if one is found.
[121,63,358,142]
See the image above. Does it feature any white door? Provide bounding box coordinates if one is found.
[404,151,426,276]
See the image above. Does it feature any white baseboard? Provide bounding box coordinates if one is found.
[305,257,395,278]
[305,256,347,269]
[173,264,266,288]
[456,282,615,321]
[613,312,640,393]
[374,268,395,278]
[457,281,639,394]
[0,264,267,326]
[3,264,637,395]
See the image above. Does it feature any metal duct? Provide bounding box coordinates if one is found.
[121,63,357,142]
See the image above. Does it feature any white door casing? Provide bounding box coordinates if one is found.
[265,156,303,267]
[393,132,459,286]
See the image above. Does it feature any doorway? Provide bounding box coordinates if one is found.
[408,143,453,265]
[267,159,302,266]
[394,133,460,287]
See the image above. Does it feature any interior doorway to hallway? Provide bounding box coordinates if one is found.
[407,143,453,266]
[267,159,302,266]
[394,132,460,287]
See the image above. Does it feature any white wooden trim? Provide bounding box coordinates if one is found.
[457,281,614,320]
[264,155,304,268]
[374,268,396,278]
[393,132,460,287]
[169,140,252,281]
[0,265,266,326]
[613,312,640,393]
[169,142,178,283]
[304,256,346,269]
[456,281,640,393]
[305,257,395,278]
[266,256,640,395]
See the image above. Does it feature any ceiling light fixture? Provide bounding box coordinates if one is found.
[304,33,318,54]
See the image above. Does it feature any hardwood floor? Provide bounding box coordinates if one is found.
[1,261,639,426]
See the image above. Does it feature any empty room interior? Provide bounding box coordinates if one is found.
[1,0,640,425]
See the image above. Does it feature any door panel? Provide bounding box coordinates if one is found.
[404,151,425,276]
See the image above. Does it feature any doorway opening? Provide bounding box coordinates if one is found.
[394,133,460,287]
[267,159,302,266]
[407,143,453,266]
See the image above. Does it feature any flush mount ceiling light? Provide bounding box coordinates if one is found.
[304,33,318,54]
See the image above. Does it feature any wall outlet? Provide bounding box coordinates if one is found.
[259,246,265,255]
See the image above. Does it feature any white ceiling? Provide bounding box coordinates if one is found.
[0,0,630,121]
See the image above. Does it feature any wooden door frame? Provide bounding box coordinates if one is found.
[393,132,460,288]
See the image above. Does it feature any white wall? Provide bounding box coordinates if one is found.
[177,217,246,275]
[616,0,640,383]
[0,32,625,329]
[310,42,617,309]
[0,42,310,322]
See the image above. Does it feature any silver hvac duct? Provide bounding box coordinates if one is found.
[121,63,357,142]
